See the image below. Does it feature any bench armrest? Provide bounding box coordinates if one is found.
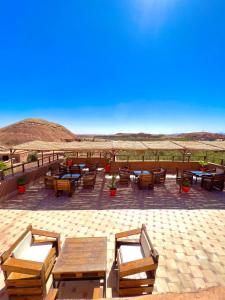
[31,228,60,239]
[2,257,43,275]
[115,228,142,239]
[44,289,58,300]
[119,257,157,277]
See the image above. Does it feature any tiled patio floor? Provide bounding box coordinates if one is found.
[0,172,225,299]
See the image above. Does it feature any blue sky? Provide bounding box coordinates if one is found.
[0,0,225,134]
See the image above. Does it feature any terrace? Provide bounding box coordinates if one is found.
[0,140,225,299]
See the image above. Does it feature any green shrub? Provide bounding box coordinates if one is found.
[0,161,7,170]
[17,177,25,185]
[27,152,38,162]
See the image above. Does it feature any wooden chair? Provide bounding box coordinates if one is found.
[176,168,193,185]
[59,164,67,176]
[83,172,96,189]
[201,174,225,191]
[138,173,154,189]
[69,165,81,175]
[152,168,167,184]
[87,163,98,172]
[119,168,131,185]
[115,224,159,297]
[0,225,60,300]
[44,175,56,189]
[54,179,74,197]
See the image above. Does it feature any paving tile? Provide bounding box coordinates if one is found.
[0,174,225,298]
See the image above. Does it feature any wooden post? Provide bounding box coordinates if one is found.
[10,149,14,176]
[53,150,55,161]
[182,151,185,162]
[142,155,144,162]
[22,163,25,173]
[42,151,44,166]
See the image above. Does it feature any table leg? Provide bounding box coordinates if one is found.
[103,273,107,297]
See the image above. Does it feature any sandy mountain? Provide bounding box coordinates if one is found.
[0,118,77,146]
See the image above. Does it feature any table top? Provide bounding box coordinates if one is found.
[73,164,86,168]
[52,237,107,275]
[133,170,150,176]
[61,173,81,179]
[191,171,212,177]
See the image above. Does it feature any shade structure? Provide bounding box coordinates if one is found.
[11,140,225,152]
[142,141,183,150]
[112,141,147,151]
[173,141,224,151]
[199,141,225,151]
[0,145,10,154]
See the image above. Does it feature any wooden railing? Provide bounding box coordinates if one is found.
[0,154,61,180]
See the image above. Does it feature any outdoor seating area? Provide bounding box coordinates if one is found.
[0,156,225,299]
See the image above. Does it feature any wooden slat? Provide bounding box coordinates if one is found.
[119,286,153,296]
[2,258,43,275]
[31,228,60,239]
[115,228,142,239]
[6,277,42,288]
[120,278,155,288]
[9,295,42,300]
[93,287,103,299]
[44,288,58,300]
[7,286,42,295]
[119,257,157,277]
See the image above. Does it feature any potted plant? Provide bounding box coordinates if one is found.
[105,158,111,173]
[17,177,26,193]
[199,160,208,172]
[108,174,117,196]
[181,179,191,193]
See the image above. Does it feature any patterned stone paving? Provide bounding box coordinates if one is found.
[0,172,225,299]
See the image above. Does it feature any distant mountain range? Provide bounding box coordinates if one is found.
[80,131,225,141]
[0,118,77,146]
[0,118,224,146]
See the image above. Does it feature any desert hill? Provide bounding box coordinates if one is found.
[0,118,77,146]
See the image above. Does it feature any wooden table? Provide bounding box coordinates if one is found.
[52,237,107,297]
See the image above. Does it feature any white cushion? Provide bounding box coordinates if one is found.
[15,244,52,262]
[124,272,148,280]
[12,232,32,259]
[119,245,143,263]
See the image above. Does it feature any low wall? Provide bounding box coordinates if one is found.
[110,161,200,173]
[69,157,107,167]
[0,160,62,201]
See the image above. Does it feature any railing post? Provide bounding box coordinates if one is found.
[142,155,144,162]
[22,163,25,173]
[172,156,175,162]
[37,160,40,168]
[49,156,51,163]
[221,159,224,166]
[57,153,59,160]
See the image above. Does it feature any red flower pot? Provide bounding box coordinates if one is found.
[200,167,206,172]
[67,160,73,166]
[110,189,117,196]
[182,186,190,193]
[105,164,111,173]
[18,185,25,193]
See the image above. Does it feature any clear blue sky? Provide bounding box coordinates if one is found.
[0,0,225,134]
